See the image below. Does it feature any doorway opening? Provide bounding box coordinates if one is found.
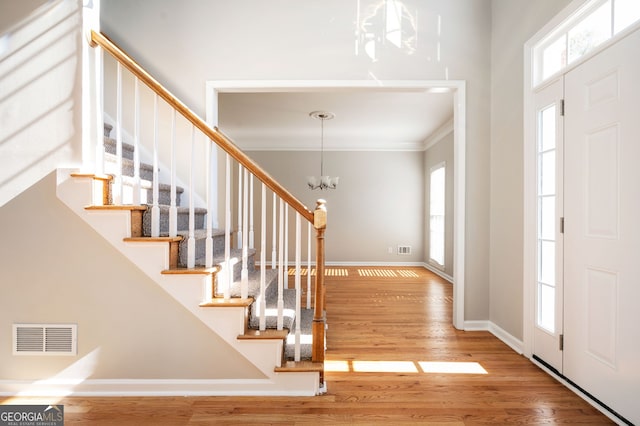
[205,79,467,329]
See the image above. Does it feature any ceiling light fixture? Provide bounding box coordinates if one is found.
[307,111,339,190]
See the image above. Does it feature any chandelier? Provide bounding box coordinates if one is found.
[307,111,339,190]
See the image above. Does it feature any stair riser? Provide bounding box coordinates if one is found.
[104,154,154,181]
[142,209,205,236]
[112,185,182,207]
[120,162,154,181]
[140,186,181,207]
[180,243,255,278]
[104,138,135,161]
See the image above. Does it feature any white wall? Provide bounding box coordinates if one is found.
[0,172,261,381]
[0,0,261,385]
[0,0,581,374]
[101,0,492,321]
[247,150,425,264]
[489,0,573,339]
[0,0,84,207]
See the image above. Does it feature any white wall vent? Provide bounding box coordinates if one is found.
[13,324,77,356]
[397,245,412,255]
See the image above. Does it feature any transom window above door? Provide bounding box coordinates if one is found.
[534,0,640,86]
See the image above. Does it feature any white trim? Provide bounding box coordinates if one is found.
[489,322,524,355]
[452,84,466,330]
[244,145,427,153]
[422,118,454,151]
[530,0,640,90]
[463,320,490,331]
[206,79,467,331]
[463,321,524,355]
[522,2,590,359]
[0,377,321,397]
[423,262,453,283]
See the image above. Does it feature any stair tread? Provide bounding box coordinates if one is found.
[86,204,147,211]
[275,361,323,372]
[199,298,253,308]
[239,329,289,340]
[162,266,220,275]
[124,236,183,242]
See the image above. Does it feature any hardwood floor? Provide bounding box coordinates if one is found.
[1,267,612,425]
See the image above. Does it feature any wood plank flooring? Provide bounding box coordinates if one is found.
[1,267,612,425]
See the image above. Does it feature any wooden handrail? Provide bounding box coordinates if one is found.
[89,30,314,223]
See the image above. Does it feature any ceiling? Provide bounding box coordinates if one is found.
[217,89,454,151]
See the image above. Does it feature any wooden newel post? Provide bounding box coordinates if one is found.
[312,199,327,373]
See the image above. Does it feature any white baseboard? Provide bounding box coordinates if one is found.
[0,377,320,397]
[256,261,445,269]
[488,322,524,354]
[463,320,524,355]
[463,320,490,331]
[422,262,453,283]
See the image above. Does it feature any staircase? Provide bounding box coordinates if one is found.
[53,30,327,396]
[100,123,314,362]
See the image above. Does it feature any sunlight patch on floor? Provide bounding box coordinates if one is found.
[419,361,488,374]
[325,360,487,374]
[357,269,420,278]
[288,268,349,276]
[353,360,419,373]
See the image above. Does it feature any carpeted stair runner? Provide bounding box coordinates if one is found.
[103,124,312,361]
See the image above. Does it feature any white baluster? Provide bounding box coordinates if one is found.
[187,126,196,269]
[295,212,302,361]
[132,77,141,205]
[205,139,213,268]
[277,198,284,330]
[151,94,160,237]
[224,154,232,300]
[249,174,255,249]
[169,110,177,238]
[237,165,243,249]
[272,193,277,269]
[284,205,289,284]
[113,62,123,205]
[307,221,312,309]
[260,183,267,331]
[241,168,249,299]
[94,47,104,178]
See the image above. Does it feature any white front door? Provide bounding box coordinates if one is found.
[532,77,564,373]
[563,28,640,425]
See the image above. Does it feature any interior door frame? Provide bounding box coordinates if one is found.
[205,79,467,330]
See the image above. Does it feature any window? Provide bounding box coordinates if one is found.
[429,164,445,268]
[537,104,557,333]
[534,0,640,86]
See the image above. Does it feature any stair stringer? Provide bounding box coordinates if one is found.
[55,168,320,396]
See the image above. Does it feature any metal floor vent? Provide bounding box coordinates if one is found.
[397,245,412,255]
[13,324,77,356]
